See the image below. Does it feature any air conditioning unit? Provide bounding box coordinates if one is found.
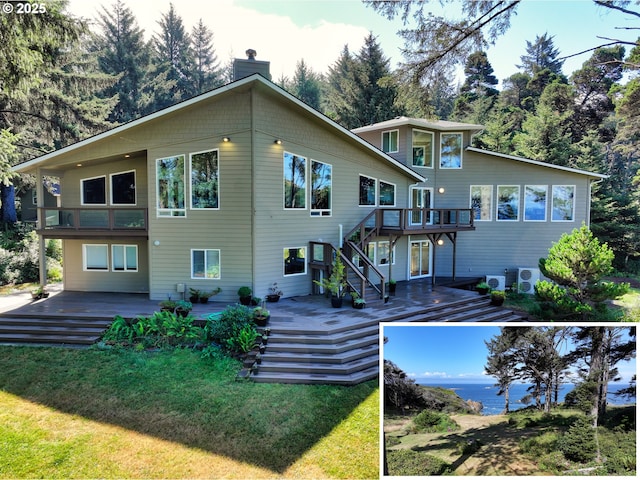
[486,275,505,291]
[518,268,540,294]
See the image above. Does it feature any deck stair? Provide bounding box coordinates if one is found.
[0,315,111,346]
[251,295,526,385]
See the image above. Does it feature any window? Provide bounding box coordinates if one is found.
[110,170,136,205]
[156,155,186,217]
[283,152,306,209]
[412,129,434,167]
[379,181,396,206]
[470,185,492,221]
[552,185,575,221]
[191,249,221,279]
[440,133,462,169]
[382,130,399,153]
[367,241,395,266]
[497,185,520,221]
[190,149,219,209]
[83,244,108,271]
[284,247,306,276]
[112,245,138,272]
[81,176,106,205]
[311,160,331,216]
[359,175,376,206]
[524,185,547,221]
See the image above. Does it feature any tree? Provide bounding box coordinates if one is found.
[484,328,520,413]
[288,59,322,110]
[517,33,564,76]
[324,45,360,128]
[94,0,151,123]
[189,19,222,94]
[451,51,499,122]
[536,224,630,320]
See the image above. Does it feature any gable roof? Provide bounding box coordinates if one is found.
[13,74,425,182]
[352,116,485,134]
[467,147,608,180]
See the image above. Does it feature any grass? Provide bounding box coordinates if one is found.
[0,346,379,478]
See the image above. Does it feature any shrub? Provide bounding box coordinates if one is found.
[205,304,256,353]
[558,415,597,463]
[519,431,559,457]
[386,449,450,476]
[102,311,203,348]
[409,409,459,433]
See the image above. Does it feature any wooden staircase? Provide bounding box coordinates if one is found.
[0,315,111,346]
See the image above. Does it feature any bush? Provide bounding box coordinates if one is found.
[102,311,203,348]
[205,304,257,353]
[519,431,559,457]
[0,229,62,285]
[386,449,450,476]
[409,409,459,433]
[558,415,597,463]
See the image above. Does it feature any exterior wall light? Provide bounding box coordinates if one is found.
[274,139,282,145]
[437,239,444,246]
[438,187,445,194]
[222,137,231,142]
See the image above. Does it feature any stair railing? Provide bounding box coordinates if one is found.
[343,240,386,301]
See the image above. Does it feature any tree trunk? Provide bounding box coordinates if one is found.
[503,384,510,414]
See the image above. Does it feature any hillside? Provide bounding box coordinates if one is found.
[418,386,483,415]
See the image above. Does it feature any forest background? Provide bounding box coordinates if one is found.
[0,0,639,282]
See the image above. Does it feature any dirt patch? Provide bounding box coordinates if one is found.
[386,414,548,476]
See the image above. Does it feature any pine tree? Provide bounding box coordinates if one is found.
[189,19,222,94]
[484,328,520,414]
[94,0,150,123]
[517,33,564,76]
[324,45,361,128]
[289,59,322,110]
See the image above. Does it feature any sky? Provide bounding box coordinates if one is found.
[64,0,639,87]
[382,324,637,385]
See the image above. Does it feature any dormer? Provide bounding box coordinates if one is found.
[352,117,484,171]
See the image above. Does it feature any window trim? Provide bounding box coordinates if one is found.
[358,174,377,207]
[524,185,548,222]
[411,129,434,168]
[381,129,399,153]
[190,248,221,280]
[496,185,521,222]
[189,148,220,210]
[283,151,307,210]
[379,180,396,207]
[82,244,109,271]
[111,244,138,272]
[283,246,307,276]
[439,132,463,169]
[80,175,107,206]
[470,185,493,222]
[109,170,137,206]
[156,155,186,218]
[551,185,576,222]
[310,159,332,217]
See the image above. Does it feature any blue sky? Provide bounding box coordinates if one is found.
[67,0,638,87]
[382,324,637,385]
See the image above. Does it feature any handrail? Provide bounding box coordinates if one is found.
[39,207,148,231]
[344,209,379,250]
[344,240,385,300]
[378,208,474,231]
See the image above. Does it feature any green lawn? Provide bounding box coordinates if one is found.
[0,346,379,479]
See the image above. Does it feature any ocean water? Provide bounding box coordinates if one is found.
[419,383,636,416]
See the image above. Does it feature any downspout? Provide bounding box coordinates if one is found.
[338,224,343,249]
[250,88,256,292]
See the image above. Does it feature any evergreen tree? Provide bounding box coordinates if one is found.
[517,33,564,76]
[451,51,499,122]
[289,59,322,110]
[324,45,361,128]
[189,19,222,94]
[484,328,520,414]
[94,0,150,123]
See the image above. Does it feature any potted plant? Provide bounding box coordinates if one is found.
[237,286,252,305]
[31,286,49,300]
[266,282,283,302]
[159,299,177,312]
[476,281,491,295]
[175,300,193,317]
[188,288,202,303]
[387,279,397,295]
[490,290,506,306]
[253,306,270,327]
[200,287,221,303]
[313,251,348,308]
[351,292,366,309]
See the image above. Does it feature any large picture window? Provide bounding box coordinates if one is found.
[412,129,433,167]
[524,185,547,221]
[311,160,331,216]
[190,149,219,209]
[440,133,462,169]
[110,171,136,205]
[112,245,138,272]
[81,176,106,205]
[470,185,492,221]
[191,249,221,279]
[284,247,306,276]
[156,155,186,217]
[382,130,399,153]
[552,185,575,221]
[497,185,520,221]
[83,244,108,271]
[359,175,376,206]
[284,152,306,209]
[379,181,396,206]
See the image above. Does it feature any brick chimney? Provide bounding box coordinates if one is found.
[233,49,271,81]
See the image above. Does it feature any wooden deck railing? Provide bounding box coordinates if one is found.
[38,207,148,234]
[377,208,474,232]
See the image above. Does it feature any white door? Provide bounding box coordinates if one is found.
[410,187,433,226]
[409,239,431,278]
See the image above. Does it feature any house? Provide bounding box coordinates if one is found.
[12,69,605,303]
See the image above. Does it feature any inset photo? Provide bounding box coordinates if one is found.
[381,324,636,477]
